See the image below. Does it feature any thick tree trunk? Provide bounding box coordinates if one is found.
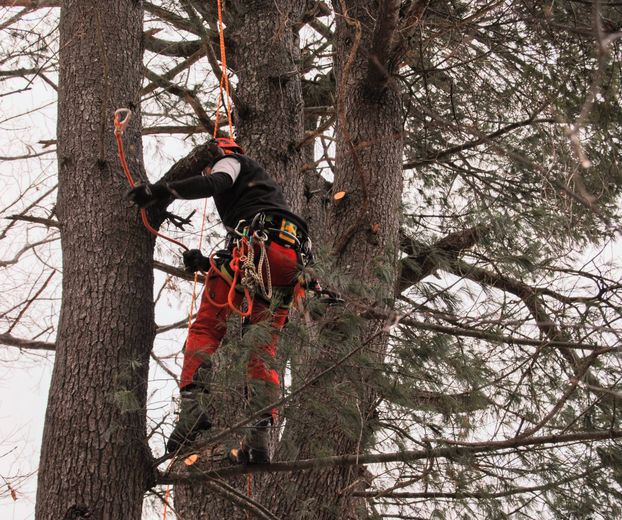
[35,2,153,519]
[259,1,404,518]
[229,0,307,213]
[173,1,308,518]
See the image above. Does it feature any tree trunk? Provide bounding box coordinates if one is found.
[36,2,153,519]
[259,1,404,517]
[173,1,308,518]
[230,0,307,213]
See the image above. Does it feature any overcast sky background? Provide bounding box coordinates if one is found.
[2,6,622,520]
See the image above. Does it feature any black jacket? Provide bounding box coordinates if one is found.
[165,154,308,234]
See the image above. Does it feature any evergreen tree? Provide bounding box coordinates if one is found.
[0,1,621,519]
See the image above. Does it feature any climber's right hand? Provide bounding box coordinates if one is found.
[127,183,172,208]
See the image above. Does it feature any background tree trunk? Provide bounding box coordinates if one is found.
[35,1,154,519]
[258,1,404,518]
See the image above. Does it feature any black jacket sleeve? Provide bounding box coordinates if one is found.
[164,172,233,200]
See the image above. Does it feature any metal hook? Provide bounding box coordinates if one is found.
[114,108,132,135]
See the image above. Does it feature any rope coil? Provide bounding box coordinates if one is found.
[202,231,272,318]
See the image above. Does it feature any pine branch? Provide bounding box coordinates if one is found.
[205,478,282,520]
[450,260,622,407]
[352,467,595,499]
[159,429,622,483]
[398,226,482,292]
[362,306,615,352]
[142,125,208,136]
[143,34,203,58]
[141,48,207,96]
[402,117,556,168]
[142,67,214,133]
[153,261,204,283]
[144,2,198,34]
[178,0,246,115]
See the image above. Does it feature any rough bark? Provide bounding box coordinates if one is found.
[173,1,308,518]
[35,1,153,519]
[229,0,307,213]
[257,1,405,518]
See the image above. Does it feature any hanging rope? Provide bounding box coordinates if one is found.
[187,0,237,323]
[113,109,189,251]
[216,0,234,138]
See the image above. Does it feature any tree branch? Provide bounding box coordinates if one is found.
[0,1,59,6]
[352,468,594,499]
[398,226,482,293]
[143,67,214,133]
[159,429,622,483]
[403,117,555,169]
[0,333,54,351]
[141,47,207,96]
[366,0,401,92]
[144,34,203,58]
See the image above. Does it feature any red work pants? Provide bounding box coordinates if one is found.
[180,241,300,394]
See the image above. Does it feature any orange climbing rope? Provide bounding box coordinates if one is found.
[215,0,234,138]
[113,109,189,251]
[202,237,255,317]
[187,0,239,321]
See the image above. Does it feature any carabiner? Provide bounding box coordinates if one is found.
[114,108,132,135]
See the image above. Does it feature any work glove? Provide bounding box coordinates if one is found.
[182,249,210,273]
[127,183,172,208]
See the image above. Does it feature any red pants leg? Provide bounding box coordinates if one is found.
[180,273,237,389]
[244,241,299,415]
[180,240,299,396]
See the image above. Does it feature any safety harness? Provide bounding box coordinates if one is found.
[203,212,313,317]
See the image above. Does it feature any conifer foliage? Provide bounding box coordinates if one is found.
[0,1,621,519]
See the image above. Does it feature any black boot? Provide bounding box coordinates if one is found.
[166,388,213,453]
[166,360,214,454]
[230,416,272,464]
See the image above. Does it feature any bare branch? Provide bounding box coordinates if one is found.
[0,236,58,268]
[143,67,215,133]
[141,47,207,96]
[144,34,203,58]
[0,1,59,6]
[5,215,60,228]
[0,333,54,351]
[159,430,622,483]
[142,125,208,136]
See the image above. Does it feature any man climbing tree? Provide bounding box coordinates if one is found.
[129,136,312,463]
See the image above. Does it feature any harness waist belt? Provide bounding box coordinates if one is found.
[263,215,302,247]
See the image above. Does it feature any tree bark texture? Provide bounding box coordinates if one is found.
[229,0,307,214]
[173,1,308,518]
[36,2,154,519]
[256,1,405,518]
